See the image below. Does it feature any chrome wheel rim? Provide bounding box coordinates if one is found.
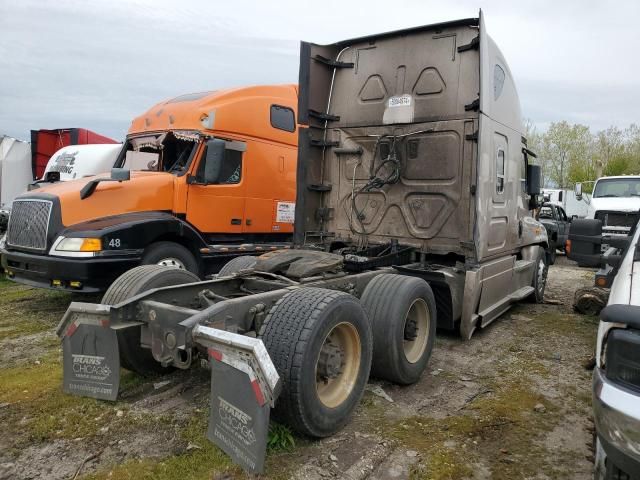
[315,322,361,408]
[537,258,547,292]
[156,257,186,269]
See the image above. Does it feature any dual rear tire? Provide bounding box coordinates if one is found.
[259,274,436,438]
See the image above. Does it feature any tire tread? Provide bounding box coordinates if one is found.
[259,288,371,437]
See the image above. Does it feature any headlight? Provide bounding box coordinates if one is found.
[605,328,640,393]
[56,237,102,252]
[50,236,102,256]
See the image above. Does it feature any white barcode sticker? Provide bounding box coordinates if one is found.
[388,95,412,108]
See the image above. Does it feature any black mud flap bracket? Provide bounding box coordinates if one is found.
[192,325,281,475]
[56,302,141,401]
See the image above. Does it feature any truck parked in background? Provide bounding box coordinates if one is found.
[576,175,640,240]
[0,136,33,231]
[536,202,570,264]
[30,128,118,179]
[1,85,298,292]
[33,143,122,186]
[55,13,548,473]
[541,187,589,218]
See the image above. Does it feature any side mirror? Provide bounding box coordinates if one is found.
[203,139,225,184]
[527,164,542,209]
[111,168,130,181]
[527,164,542,196]
[571,215,578,222]
[575,182,583,201]
[567,218,602,266]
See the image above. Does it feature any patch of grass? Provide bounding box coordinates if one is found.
[0,281,71,341]
[528,309,599,340]
[267,422,295,452]
[0,352,61,404]
[392,380,559,480]
[84,411,239,480]
[0,317,53,340]
[0,356,162,451]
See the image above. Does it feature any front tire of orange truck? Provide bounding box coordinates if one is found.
[102,265,200,376]
[259,287,373,438]
[141,241,199,276]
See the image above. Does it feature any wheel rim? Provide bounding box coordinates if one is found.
[403,298,430,363]
[537,258,547,293]
[156,257,186,269]
[315,322,361,408]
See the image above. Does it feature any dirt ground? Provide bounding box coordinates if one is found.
[0,256,599,480]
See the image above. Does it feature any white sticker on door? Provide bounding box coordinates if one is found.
[276,202,295,223]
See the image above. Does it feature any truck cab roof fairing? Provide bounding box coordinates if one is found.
[478,10,523,135]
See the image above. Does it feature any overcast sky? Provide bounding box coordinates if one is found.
[1,0,639,142]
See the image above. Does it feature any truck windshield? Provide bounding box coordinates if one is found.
[120,131,198,174]
[593,178,640,198]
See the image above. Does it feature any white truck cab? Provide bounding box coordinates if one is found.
[35,143,122,184]
[576,176,640,237]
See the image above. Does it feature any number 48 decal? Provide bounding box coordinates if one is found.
[108,239,121,248]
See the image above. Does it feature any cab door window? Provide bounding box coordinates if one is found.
[557,206,568,222]
[195,142,244,184]
[496,148,505,194]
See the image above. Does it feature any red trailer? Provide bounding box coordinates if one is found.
[30,128,118,179]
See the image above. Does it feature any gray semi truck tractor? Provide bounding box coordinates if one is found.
[56,12,547,473]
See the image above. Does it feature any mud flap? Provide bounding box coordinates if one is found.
[56,302,122,401]
[192,325,281,475]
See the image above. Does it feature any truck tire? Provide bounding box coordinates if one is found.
[528,246,548,303]
[547,246,557,265]
[217,255,257,276]
[102,265,200,376]
[141,241,199,276]
[360,274,436,385]
[259,287,372,438]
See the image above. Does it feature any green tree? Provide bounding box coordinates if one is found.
[525,121,640,190]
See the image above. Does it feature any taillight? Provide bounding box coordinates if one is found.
[565,239,571,255]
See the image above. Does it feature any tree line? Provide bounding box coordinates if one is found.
[525,121,640,192]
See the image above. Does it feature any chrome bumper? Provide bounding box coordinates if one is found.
[593,367,640,474]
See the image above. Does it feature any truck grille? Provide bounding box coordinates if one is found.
[594,211,639,229]
[6,199,52,251]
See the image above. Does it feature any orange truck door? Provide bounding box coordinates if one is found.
[242,141,296,234]
[186,141,247,235]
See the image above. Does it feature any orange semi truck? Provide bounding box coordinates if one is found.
[1,85,298,291]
